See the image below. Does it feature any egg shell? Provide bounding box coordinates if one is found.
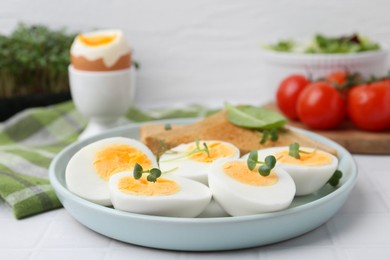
[209,159,296,216]
[71,53,131,72]
[65,137,158,206]
[242,147,338,196]
[109,171,212,218]
[159,140,240,185]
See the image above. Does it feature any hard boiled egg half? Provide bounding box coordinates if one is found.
[159,140,240,185]
[243,147,338,196]
[65,137,157,206]
[209,159,296,216]
[109,172,212,217]
[70,29,132,71]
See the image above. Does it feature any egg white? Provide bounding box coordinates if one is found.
[159,140,240,185]
[71,29,130,68]
[109,171,212,218]
[242,147,338,196]
[208,159,296,216]
[65,137,158,206]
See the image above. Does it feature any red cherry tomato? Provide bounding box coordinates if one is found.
[276,74,309,120]
[326,70,348,86]
[297,82,346,130]
[348,81,390,131]
[325,70,362,100]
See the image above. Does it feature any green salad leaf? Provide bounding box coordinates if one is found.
[265,33,380,54]
[305,34,380,54]
[225,102,287,129]
[266,39,295,52]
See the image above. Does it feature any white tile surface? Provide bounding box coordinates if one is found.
[328,215,390,246]
[38,212,111,248]
[343,247,390,260]
[263,246,340,260]
[0,251,31,260]
[0,218,51,248]
[29,249,107,260]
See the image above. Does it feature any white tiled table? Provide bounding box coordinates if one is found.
[1,154,390,260]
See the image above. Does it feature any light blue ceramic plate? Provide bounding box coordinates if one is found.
[49,118,358,251]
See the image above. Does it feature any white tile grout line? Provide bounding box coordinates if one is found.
[27,212,58,260]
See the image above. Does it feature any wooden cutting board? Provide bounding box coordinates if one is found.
[265,103,390,155]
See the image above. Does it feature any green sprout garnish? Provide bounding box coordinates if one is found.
[327,169,343,187]
[160,138,210,162]
[164,123,172,131]
[288,142,314,159]
[156,140,169,167]
[260,128,279,144]
[247,150,277,176]
[133,162,162,182]
[289,143,301,159]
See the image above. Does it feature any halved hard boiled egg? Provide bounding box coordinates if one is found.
[70,29,131,71]
[159,140,240,185]
[109,171,212,217]
[209,159,296,216]
[65,137,158,206]
[243,147,338,196]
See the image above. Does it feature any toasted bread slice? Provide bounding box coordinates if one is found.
[140,111,338,156]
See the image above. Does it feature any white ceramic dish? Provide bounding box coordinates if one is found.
[261,47,388,93]
[49,118,358,251]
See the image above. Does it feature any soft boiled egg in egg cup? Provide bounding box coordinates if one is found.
[243,147,338,196]
[65,137,158,206]
[69,29,136,140]
[159,140,240,185]
[209,159,296,216]
[109,171,212,218]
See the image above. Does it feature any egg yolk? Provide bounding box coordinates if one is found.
[78,33,117,46]
[223,161,278,186]
[94,145,152,181]
[275,150,332,166]
[188,141,236,163]
[118,176,180,196]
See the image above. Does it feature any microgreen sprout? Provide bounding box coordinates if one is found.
[133,162,162,182]
[164,123,172,131]
[259,128,279,144]
[327,169,343,187]
[288,142,315,159]
[247,150,277,176]
[160,138,210,162]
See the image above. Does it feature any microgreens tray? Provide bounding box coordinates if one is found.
[49,118,357,251]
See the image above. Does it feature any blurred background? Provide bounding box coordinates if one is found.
[1,0,389,114]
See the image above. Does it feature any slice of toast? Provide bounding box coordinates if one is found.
[140,111,338,156]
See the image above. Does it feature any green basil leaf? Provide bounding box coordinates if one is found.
[225,103,287,129]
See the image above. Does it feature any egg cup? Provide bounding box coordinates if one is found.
[68,65,136,140]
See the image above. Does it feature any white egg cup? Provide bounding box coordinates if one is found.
[68,65,136,140]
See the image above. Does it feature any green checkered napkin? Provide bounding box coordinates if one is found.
[0,101,213,219]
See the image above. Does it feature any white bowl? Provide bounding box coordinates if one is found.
[261,47,389,92]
